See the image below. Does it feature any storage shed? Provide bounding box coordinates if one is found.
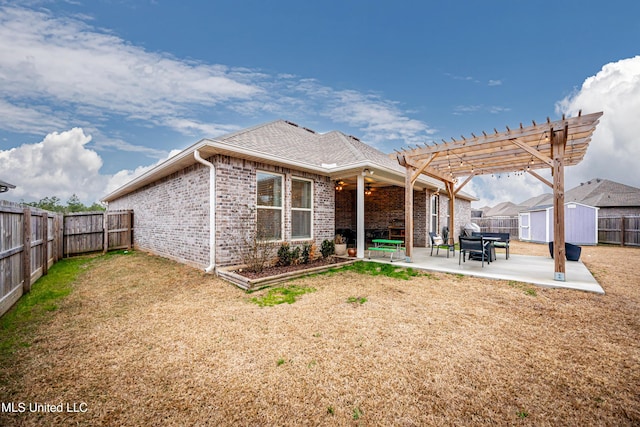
[519,202,598,245]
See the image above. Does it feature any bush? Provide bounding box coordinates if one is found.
[301,242,314,264]
[320,239,335,259]
[277,242,301,266]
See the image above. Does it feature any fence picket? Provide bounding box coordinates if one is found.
[0,203,133,317]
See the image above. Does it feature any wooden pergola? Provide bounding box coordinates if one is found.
[395,111,603,281]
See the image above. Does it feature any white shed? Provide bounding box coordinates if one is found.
[519,202,598,245]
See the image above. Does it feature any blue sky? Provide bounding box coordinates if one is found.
[1,0,639,206]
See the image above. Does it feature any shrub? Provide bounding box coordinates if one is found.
[320,239,335,258]
[290,246,301,265]
[277,242,301,266]
[277,242,292,266]
[301,242,314,264]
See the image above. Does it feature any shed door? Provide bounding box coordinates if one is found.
[519,213,530,240]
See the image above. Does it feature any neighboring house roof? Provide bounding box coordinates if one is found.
[0,180,16,193]
[480,177,640,217]
[482,201,520,217]
[565,178,640,208]
[518,193,553,209]
[103,120,477,202]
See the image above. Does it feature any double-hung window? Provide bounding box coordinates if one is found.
[256,172,283,240]
[291,178,312,239]
[431,194,439,233]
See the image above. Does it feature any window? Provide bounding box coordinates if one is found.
[291,178,312,239]
[431,194,439,233]
[257,172,283,240]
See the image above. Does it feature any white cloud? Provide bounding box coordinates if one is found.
[0,128,105,203]
[0,6,261,134]
[488,79,502,86]
[556,55,640,190]
[0,127,187,205]
[453,104,511,115]
[468,174,550,208]
[0,100,67,134]
[294,81,436,146]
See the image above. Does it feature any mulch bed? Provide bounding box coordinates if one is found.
[236,256,345,279]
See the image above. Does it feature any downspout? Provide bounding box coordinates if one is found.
[194,150,216,273]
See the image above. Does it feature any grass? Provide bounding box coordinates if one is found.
[337,260,424,280]
[507,280,538,297]
[0,256,93,360]
[346,296,367,305]
[249,285,316,307]
[1,243,638,426]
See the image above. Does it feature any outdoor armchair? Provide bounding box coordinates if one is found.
[429,232,452,257]
[459,235,490,267]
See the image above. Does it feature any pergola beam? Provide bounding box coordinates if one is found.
[410,153,439,185]
[394,111,603,282]
[527,169,553,188]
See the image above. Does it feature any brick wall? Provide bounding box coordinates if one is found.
[334,186,431,247]
[107,163,211,269]
[108,155,335,269]
[436,192,472,240]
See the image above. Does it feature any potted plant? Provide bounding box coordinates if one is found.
[334,234,347,256]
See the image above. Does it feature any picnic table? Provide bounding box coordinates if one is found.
[368,239,405,262]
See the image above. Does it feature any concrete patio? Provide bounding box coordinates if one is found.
[364,247,604,294]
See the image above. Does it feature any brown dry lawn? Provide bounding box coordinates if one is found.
[1,242,639,426]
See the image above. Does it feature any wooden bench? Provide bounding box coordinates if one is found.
[368,239,405,262]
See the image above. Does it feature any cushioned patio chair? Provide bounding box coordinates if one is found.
[459,235,489,267]
[429,231,452,257]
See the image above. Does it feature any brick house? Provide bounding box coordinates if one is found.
[103,120,475,271]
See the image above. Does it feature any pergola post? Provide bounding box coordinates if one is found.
[404,165,414,261]
[356,173,365,259]
[552,124,568,280]
[446,181,455,246]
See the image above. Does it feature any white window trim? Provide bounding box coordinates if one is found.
[431,194,439,233]
[256,170,284,242]
[291,176,314,240]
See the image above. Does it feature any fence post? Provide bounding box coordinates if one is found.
[127,210,133,250]
[42,214,49,276]
[103,211,109,254]
[620,216,626,247]
[22,207,32,293]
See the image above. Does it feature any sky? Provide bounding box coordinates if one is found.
[1,0,639,207]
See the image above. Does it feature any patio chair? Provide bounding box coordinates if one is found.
[459,235,489,267]
[429,232,451,257]
[441,226,455,256]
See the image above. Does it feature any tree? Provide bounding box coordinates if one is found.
[23,195,105,213]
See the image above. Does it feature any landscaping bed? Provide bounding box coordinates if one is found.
[217,256,356,289]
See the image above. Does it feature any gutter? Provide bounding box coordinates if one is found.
[194,150,216,273]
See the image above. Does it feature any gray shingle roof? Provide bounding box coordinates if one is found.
[215,120,404,172]
[566,178,640,207]
[104,119,478,202]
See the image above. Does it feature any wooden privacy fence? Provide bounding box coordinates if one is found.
[598,216,640,247]
[471,217,519,239]
[0,202,133,317]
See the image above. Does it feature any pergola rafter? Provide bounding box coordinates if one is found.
[394,111,603,282]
